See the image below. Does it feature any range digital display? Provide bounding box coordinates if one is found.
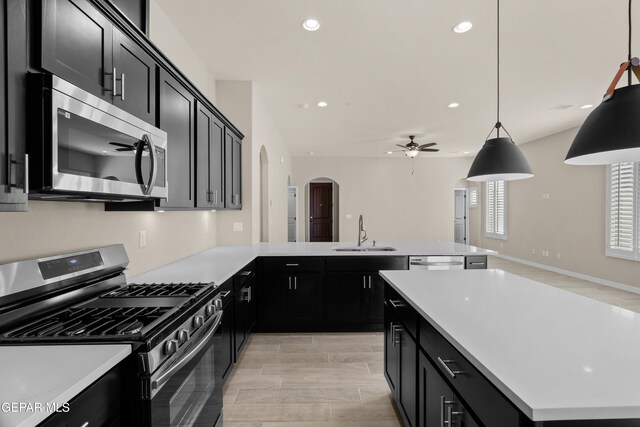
[38,252,104,280]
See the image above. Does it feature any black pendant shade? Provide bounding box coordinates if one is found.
[565,84,640,165]
[467,137,533,182]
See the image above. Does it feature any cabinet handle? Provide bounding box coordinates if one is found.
[440,396,455,427]
[389,300,405,309]
[120,72,125,100]
[368,275,372,289]
[363,276,366,289]
[112,67,118,96]
[437,357,464,379]
[294,276,297,290]
[392,324,402,346]
[285,263,299,267]
[289,276,292,290]
[214,190,218,204]
[10,154,28,193]
[80,422,89,427]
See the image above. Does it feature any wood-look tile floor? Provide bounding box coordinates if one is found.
[222,257,640,426]
[222,332,402,427]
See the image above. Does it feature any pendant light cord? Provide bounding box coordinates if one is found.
[496,0,501,136]
[629,0,633,85]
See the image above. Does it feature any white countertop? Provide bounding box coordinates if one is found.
[132,241,493,284]
[380,269,640,421]
[0,344,131,427]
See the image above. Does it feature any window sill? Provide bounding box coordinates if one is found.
[485,233,507,241]
[606,250,640,262]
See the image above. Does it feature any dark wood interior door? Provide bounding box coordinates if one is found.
[309,182,333,242]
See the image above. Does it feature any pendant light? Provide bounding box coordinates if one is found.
[565,0,640,165]
[467,0,533,181]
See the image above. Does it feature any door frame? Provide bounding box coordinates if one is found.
[305,179,339,242]
[454,188,469,245]
[287,186,299,242]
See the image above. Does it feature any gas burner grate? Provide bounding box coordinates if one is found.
[100,282,211,298]
[2,306,171,338]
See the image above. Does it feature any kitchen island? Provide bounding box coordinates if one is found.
[381,269,640,426]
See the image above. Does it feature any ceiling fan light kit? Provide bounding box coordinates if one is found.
[466,0,533,182]
[566,0,640,165]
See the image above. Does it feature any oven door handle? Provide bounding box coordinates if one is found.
[151,310,223,391]
[135,134,158,196]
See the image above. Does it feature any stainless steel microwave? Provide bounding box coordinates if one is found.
[28,74,168,202]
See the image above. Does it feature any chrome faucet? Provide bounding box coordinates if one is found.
[358,215,368,246]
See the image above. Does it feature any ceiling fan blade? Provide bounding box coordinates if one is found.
[109,142,134,149]
[419,148,440,152]
[395,144,409,149]
[418,143,437,149]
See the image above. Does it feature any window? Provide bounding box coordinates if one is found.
[606,162,640,260]
[469,187,478,208]
[485,180,507,240]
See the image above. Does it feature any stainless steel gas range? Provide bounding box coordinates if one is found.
[0,245,224,427]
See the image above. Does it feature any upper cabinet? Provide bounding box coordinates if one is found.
[40,0,157,124]
[107,0,149,35]
[196,102,225,209]
[0,0,28,212]
[158,69,195,209]
[225,130,242,209]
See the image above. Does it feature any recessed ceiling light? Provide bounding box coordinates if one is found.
[386,151,393,154]
[452,21,473,33]
[308,151,315,155]
[302,18,320,32]
[464,151,470,154]
[448,102,460,108]
[157,210,165,213]
[316,101,328,107]
[580,104,594,109]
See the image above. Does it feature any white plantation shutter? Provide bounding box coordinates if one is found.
[469,187,478,207]
[485,181,507,239]
[607,163,639,260]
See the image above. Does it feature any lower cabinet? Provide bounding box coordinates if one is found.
[234,273,256,356]
[418,350,478,427]
[215,287,235,383]
[326,272,386,325]
[260,272,324,328]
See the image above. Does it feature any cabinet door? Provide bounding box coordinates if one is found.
[215,302,234,382]
[260,273,289,325]
[0,0,27,212]
[368,272,385,323]
[234,289,246,355]
[112,28,156,124]
[158,69,195,209]
[384,302,399,395]
[195,103,213,208]
[224,130,242,209]
[210,116,225,209]
[398,325,417,427]
[287,273,323,325]
[109,0,149,35]
[326,273,367,323]
[41,0,113,100]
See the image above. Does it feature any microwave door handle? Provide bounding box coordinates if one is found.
[151,310,223,391]
[145,134,158,196]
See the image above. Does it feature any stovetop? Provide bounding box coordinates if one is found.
[101,282,209,298]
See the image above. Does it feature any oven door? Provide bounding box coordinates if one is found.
[143,310,223,427]
[46,76,168,200]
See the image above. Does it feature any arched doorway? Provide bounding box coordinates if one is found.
[260,146,269,242]
[305,178,339,242]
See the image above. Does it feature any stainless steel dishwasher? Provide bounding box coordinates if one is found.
[409,256,465,270]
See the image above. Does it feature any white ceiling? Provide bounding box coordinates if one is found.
[155,0,635,157]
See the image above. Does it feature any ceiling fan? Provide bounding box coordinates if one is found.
[392,135,439,157]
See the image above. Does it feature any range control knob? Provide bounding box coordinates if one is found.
[192,315,204,329]
[176,329,189,344]
[214,299,223,311]
[163,339,179,356]
[205,304,216,318]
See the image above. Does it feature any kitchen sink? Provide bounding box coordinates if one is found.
[331,246,397,252]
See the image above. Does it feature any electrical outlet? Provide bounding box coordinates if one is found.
[542,250,549,257]
[139,231,147,248]
[556,253,561,259]
[346,214,352,219]
[233,222,244,232]
[500,243,504,248]
[531,248,536,254]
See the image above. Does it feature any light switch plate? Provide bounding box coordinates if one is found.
[139,231,147,248]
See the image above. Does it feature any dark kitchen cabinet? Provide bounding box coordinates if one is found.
[215,294,234,383]
[158,69,195,209]
[196,102,225,209]
[0,0,28,212]
[224,130,242,209]
[326,257,407,328]
[234,270,256,356]
[384,292,416,427]
[41,0,114,101]
[419,350,478,427]
[260,272,323,328]
[108,0,149,35]
[112,28,156,125]
[40,0,157,123]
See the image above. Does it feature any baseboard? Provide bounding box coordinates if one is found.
[491,253,640,295]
